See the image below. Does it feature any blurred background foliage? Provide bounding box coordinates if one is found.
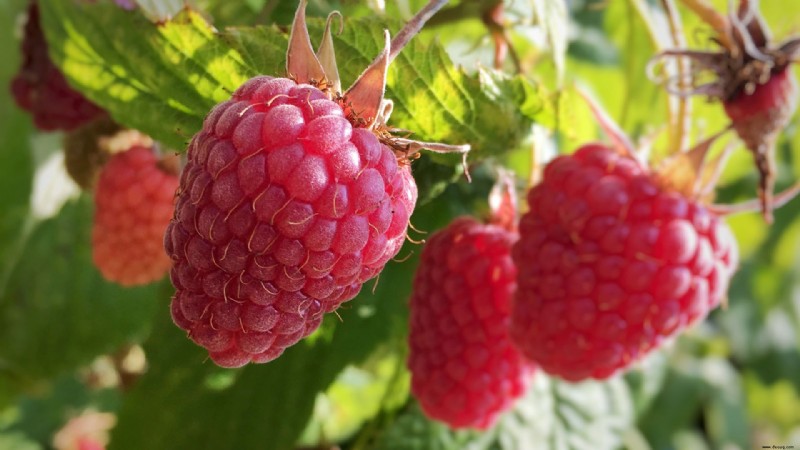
[0,0,799,449]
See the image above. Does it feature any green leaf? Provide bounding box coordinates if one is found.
[221,25,286,78]
[638,363,708,448]
[110,265,412,450]
[639,353,751,450]
[111,311,332,450]
[41,1,541,160]
[373,373,634,450]
[1,375,119,448]
[298,345,410,446]
[477,69,544,123]
[0,0,35,317]
[0,432,41,450]
[531,0,568,83]
[374,25,540,159]
[0,198,161,387]
[39,0,253,150]
[371,403,493,450]
[624,351,669,417]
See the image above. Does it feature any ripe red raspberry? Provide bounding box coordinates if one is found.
[511,144,738,381]
[10,2,104,131]
[93,145,178,286]
[165,77,417,367]
[408,216,535,429]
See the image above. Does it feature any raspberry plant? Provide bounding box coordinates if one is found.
[1,1,800,450]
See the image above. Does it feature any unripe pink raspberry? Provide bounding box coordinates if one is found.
[511,144,738,381]
[408,215,535,429]
[164,1,466,367]
[52,410,115,450]
[93,145,177,286]
[10,2,104,131]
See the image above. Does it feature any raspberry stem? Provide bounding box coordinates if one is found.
[577,89,638,161]
[678,0,733,49]
[387,0,449,63]
[710,178,800,217]
[660,0,692,155]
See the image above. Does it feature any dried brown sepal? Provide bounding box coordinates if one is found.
[343,31,390,130]
[655,128,730,202]
[283,0,471,169]
[651,1,799,100]
[383,134,471,178]
[577,88,639,161]
[694,140,736,201]
[488,168,518,231]
[63,117,122,190]
[287,0,328,87]
[316,11,343,94]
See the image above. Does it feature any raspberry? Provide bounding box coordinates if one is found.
[511,144,738,381]
[408,216,535,429]
[723,67,798,218]
[165,77,417,367]
[723,68,798,152]
[93,145,178,286]
[52,410,115,450]
[10,2,104,132]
